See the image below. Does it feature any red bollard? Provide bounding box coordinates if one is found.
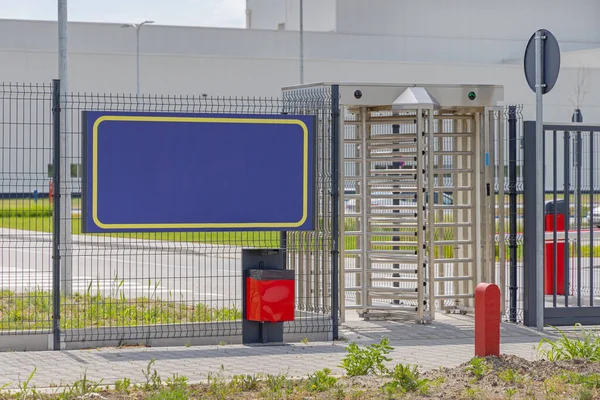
[544,201,565,295]
[49,180,53,205]
[475,282,500,357]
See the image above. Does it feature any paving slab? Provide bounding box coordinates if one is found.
[0,314,555,391]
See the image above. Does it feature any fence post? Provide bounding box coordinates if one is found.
[522,120,541,328]
[52,79,62,351]
[508,106,518,322]
[330,84,340,340]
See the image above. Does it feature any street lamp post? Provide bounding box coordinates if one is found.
[121,20,154,95]
[299,0,304,84]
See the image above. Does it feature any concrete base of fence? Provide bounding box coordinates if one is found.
[0,317,333,351]
[0,333,52,352]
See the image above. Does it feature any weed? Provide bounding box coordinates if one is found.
[333,384,346,399]
[466,357,488,381]
[505,387,517,399]
[579,387,595,400]
[564,372,600,389]
[148,387,188,400]
[165,374,188,391]
[207,365,231,398]
[15,367,37,400]
[115,377,131,392]
[523,376,536,399]
[382,363,430,396]
[305,368,337,392]
[265,373,289,393]
[230,374,260,391]
[539,324,600,361]
[430,376,445,388]
[340,337,393,376]
[59,372,103,399]
[143,358,162,391]
[498,368,524,384]
[351,389,364,399]
[463,385,482,399]
[543,375,566,398]
[301,337,309,345]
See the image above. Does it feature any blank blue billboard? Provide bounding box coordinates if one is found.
[81,111,316,233]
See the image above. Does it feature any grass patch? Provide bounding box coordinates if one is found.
[0,199,283,247]
[0,289,241,331]
[1,215,281,247]
[539,324,600,362]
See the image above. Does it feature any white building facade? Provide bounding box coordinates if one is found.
[1,0,600,193]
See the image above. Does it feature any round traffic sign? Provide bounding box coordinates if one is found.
[524,29,561,94]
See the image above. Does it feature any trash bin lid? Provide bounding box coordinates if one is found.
[247,269,295,281]
[545,199,567,214]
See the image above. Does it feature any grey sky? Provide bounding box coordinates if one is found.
[0,0,246,28]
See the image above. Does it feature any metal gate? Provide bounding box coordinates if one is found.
[523,122,600,327]
[339,86,502,322]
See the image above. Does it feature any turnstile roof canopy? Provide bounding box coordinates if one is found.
[282,82,504,109]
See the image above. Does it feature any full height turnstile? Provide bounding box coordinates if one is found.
[280,82,504,324]
[337,84,504,323]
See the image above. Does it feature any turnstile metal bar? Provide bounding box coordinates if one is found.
[433,258,474,264]
[432,168,474,173]
[431,222,472,228]
[345,268,418,274]
[369,169,418,174]
[434,276,474,282]
[370,276,419,282]
[432,239,473,245]
[366,268,419,274]
[368,143,419,150]
[346,304,419,312]
[435,294,474,300]
[363,287,418,293]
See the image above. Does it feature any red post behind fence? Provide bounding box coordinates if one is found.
[475,282,500,357]
[544,200,566,295]
[49,180,53,205]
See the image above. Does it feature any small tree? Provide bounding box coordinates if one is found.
[568,65,592,112]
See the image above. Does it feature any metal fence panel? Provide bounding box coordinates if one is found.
[0,82,337,347]
[0,83,54,334]
[523,122,600,326]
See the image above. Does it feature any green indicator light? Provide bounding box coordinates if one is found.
[468,91,476,101]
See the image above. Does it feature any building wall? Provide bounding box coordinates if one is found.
[1,18,600,194]
[335,0,600,43]
[246,0,286,30]
[247,0,336,32]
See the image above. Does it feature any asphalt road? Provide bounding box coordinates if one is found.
[2,227,599,314]
[0,228,243,309]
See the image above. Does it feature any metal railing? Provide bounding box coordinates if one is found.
[523,121,600,327]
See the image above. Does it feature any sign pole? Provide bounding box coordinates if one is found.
[523,28,560,330]
[534,30,545,330]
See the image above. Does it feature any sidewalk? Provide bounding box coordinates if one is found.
[0,314,549,390]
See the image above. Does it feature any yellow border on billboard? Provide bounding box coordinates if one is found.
[92,115,309,230]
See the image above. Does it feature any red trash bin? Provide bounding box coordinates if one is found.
[246,269,295,322]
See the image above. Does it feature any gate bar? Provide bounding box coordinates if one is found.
[331,84,340,340]
[563,131,571,306]
[52,79,62,351]
[590,131,595,307]
[507,106,518,322]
